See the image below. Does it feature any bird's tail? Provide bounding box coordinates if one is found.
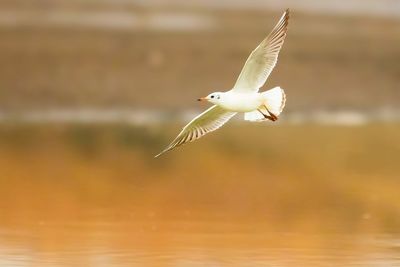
[244,87,286,122]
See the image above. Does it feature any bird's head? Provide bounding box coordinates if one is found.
[198,92,223,104]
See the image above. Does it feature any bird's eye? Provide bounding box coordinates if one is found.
[211,95,214,99]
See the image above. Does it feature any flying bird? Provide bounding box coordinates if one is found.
[156,9,290,158]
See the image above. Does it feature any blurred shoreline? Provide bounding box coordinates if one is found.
[0,108,400,126]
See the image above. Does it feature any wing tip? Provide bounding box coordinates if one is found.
[283,8,290,18]
[283,8,290,25]
[279,9,290,28]
[154,145,173,158]
[154,149,170,158]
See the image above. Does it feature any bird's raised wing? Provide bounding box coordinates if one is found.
[232,9,289,93]
[155,105,236,157]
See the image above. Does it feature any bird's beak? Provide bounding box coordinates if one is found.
[197,97,207,101]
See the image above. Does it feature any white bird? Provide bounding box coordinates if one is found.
[156,9,290,158]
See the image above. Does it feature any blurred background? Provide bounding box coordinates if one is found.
[0,0,399,266]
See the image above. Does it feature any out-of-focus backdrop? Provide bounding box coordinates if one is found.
[0,1,399,266]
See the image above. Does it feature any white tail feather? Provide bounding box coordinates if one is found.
[244,87,286,122]
[244,110,266,122]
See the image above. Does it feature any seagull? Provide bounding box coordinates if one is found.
[156,9,290,158]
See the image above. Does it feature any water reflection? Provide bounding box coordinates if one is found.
[0,124,399,266]
[0,219,399,266]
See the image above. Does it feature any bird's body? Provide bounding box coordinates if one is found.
[156,9,290,157]
[214,91,264,112]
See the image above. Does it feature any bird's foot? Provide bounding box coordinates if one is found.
[267,110,278,121]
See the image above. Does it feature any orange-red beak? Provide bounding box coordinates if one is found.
[197,97,207,101]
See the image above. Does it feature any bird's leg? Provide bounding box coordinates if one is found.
[265,106,278,121]
[257,108,277,122]
[257,106,278,121]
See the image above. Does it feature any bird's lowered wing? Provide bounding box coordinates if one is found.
[155,105,236,157]
[232,9,289,93]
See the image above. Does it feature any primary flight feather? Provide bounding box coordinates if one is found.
[156,9,290,158]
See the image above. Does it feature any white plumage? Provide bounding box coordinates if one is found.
[156,9,290,158]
